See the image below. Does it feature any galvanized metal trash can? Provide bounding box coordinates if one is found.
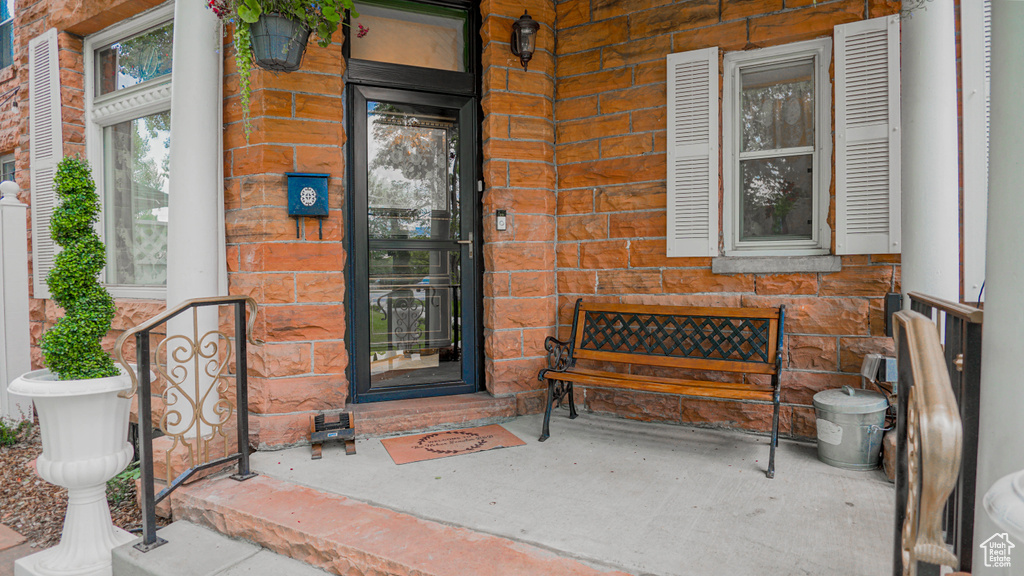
[812,385,889,470]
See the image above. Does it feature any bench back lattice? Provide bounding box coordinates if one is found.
[571,301,781,374]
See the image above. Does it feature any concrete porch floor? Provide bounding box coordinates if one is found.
[244,411,894,576]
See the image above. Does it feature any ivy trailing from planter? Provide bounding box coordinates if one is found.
[40,158,118,380]
[208,0,357,140]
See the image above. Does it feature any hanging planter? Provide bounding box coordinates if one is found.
[250,13,310,72]
[207,0,357,141]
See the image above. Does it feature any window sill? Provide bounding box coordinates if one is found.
[104,285,167,301]
[712,255,841,275]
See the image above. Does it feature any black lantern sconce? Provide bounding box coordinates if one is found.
[511,11,540,71]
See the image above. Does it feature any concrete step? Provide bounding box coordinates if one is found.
[168,473,631,576]
[112,521,332,576]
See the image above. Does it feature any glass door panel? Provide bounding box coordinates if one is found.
[352,86,478,402]
[369,249,461,388]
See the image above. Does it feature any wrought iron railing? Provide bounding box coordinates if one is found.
[114,296,262,551]
[892,292,983,575]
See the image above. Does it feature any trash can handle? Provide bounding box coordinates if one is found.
[842,385,855,396]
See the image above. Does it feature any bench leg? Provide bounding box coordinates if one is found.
[539,380,556,442]
[767,386,781,479]
[567,382,578,419]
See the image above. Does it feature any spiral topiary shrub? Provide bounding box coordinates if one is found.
[40,157,118,380]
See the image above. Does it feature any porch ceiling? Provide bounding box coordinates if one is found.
[244,412,894,575]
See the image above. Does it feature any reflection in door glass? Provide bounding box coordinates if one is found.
[369,250,462,388]
[367,101,462,389]
[367,101,459,241]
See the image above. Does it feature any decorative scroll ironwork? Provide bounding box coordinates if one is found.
[894,310,963,576]
[378,289,425,352]
[153,306,235,486]
[544,336,572,373]
[578,311,770,363]
[114,296,261,552]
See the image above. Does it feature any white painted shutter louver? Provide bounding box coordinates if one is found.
[961,0,990,301]
[28,29,62,299]
[834,16,901,255]
[666,47,718,257]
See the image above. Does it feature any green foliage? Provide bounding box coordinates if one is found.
[40,158,118,381]
[106,460,141,506]
[235,20,254,139]
[0,418,33,447]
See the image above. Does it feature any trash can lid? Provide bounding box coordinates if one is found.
[813,385,888,414]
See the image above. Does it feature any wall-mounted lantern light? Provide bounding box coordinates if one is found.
[511,11,539,71]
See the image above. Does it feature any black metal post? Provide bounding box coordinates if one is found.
[956,320,982,571]
[231,300,257,482]
[135,330,166,552]
[943,315,963,546]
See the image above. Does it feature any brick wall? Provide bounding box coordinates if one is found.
[552,0,903,438]
[480,0,559,414]
[7,0,963,446]
[222,28,349,448]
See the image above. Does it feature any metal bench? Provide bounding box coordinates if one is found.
[537,299,787,478]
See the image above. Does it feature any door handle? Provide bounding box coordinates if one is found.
[456,233,473,260]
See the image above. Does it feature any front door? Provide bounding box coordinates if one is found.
[350,85,479,402]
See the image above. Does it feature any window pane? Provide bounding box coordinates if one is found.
[0,23,12,69]
[351,2,466,72]
[1,159,14,182]
[740,154,813,241]
[96,22,173,96]
[740,61,814,152]
[103,111,170,286]
[367,101,459,240]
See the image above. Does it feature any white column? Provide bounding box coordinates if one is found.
[900,0,961,305]
[0,181,31,421]
[976,0,1024,566]
[165,0,222,436]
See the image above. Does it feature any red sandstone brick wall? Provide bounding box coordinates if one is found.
[551,0,903,438]
[222,27,349,447]
[480,0,559,415]
[10,0,976,448]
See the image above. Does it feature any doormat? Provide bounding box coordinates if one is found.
[381,424,526,465]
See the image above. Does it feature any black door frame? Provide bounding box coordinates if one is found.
[343,0,482,403]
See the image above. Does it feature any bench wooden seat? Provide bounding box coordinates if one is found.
[538,299,786,478]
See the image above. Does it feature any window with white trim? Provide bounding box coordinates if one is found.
[1,153,14,182]
[723,39,831,256]
[0,0,14,69]
[666,15,901,260]
[85,5,173,298]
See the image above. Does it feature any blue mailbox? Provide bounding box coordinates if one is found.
[286,172,329,238]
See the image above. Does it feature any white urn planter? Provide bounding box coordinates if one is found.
[8,368,136,576]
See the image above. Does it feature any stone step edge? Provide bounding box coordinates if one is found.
[349,393,518,438]
[170,473,633,576]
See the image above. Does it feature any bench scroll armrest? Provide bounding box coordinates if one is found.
[538,336,573,380]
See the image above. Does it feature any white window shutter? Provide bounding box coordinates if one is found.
[834,16,900,255]
[28,29,62,299]
[961,0,990,301]
[666,47,718,257]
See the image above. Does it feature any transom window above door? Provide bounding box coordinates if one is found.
[350,0,468,72]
